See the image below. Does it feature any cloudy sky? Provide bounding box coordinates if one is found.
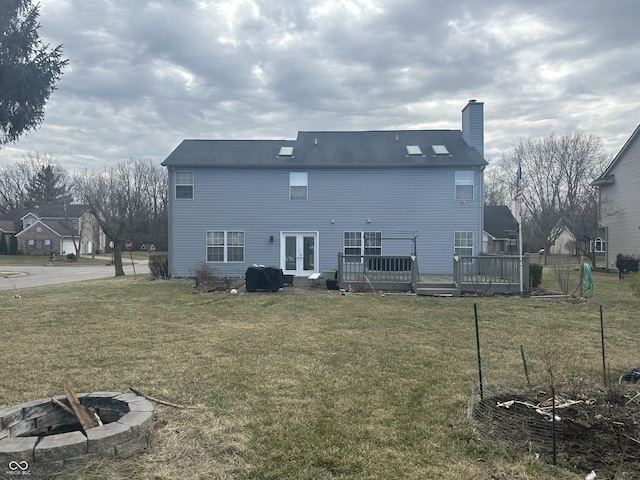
[3,0,639,171]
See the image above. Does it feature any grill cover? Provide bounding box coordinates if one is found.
[245,266,284,292]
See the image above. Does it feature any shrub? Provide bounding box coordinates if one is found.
[10,237,18,255]
[628,272,640,297]
[66,253,77,261]
[549,259,580,295]
[616,254,639,273]
[149,253,169,280]
[529,263,543,288]
[0,232,7,254]
[193,262,216,292]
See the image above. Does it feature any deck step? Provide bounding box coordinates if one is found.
[415,283,461,297]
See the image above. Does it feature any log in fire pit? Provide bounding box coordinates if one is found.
[0,391,154,478]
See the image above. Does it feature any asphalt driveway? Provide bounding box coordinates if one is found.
[0,263,150,292]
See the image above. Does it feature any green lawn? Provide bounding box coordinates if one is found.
[1,267,637,479]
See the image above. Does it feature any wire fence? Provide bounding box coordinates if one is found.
[467,303,640,476]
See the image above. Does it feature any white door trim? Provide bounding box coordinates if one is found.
[280,231,319,277]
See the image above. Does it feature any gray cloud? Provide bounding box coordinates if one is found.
[2,0,639,170]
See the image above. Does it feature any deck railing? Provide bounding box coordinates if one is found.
[453,254,530,292]
[337,253,418,291]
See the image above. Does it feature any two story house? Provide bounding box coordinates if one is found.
[0,204,103,256]
[592,124,640,269]
[162,100,488,279]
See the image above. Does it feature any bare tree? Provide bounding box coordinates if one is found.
[483,165,512,206]
[136,158,168,251]
[562,187,598,266]
[495,132,608,261]
[0,152,72,210]
[76,158,166,276]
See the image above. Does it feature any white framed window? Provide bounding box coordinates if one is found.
[207,231,245,263]
[289,172,308,200]
[455,171,474,200]
[27,239,35,250]
[226,231,245,262]
[343,231,382,261]
[591,237,606,253]
[344,231,362,260]
[454,231,473,257]
[24,217,36,228]
[364,232,382,255]
[175,171,194,200]
[44,239,52,250]
[207,231,224,262]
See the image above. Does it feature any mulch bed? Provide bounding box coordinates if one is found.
[473,388,640,477]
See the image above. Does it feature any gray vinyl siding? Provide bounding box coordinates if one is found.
[599,132,640,268]
[167,166,484,277]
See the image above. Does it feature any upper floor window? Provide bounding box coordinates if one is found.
[455,171,474,200]
[289,172,308,201]
[24,217,36,229]
[175,171,194,200]
[207,231,245,263]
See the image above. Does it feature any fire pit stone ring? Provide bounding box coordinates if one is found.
[0,391,155,477]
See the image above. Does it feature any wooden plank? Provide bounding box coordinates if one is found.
[51,397,75,417]
[64,385,99,431]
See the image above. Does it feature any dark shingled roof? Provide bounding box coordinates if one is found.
[0,205,90,235]
[162,130,488,169]
[484,205,518,239]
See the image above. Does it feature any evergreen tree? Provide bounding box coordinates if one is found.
[9,236,17,254]
[0,232,7,254]
[0,0,68,145]
[25,164,71,207]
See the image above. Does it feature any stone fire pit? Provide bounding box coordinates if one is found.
[0,392,154,477]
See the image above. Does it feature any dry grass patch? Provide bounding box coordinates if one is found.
[1,271,638,479]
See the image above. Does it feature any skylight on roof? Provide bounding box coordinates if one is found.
[431,145,449,155]
[406,145,422,155]
[279,146,294,156]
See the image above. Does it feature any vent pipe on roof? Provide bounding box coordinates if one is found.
[461,100,484,157]
[314,138,318,145]
[395,134,399,142]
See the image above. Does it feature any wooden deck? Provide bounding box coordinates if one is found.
[336,254,530,296]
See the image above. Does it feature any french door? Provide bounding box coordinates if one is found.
[281,232,318,276]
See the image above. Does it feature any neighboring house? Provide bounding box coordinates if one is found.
[592,124,640,270]
[483,206,518,254]
[547,224,606,256]
[162,100,488,278]
[549,227,578,255]
[0,205,103,256]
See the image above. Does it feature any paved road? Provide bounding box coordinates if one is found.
[0,263,150,292]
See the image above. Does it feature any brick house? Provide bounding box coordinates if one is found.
[0,205,103,256]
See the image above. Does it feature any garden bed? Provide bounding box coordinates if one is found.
[472,389,640,477]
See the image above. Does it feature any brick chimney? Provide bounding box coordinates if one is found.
[461,99,484,157]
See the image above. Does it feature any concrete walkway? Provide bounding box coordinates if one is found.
[0,262,150,292]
